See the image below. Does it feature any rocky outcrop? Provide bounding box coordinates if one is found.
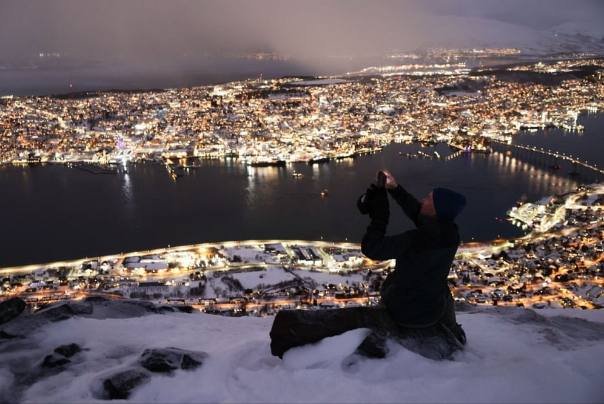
[0,302,92,339]
[0,297,26,325]
[38,302,94,321]
[42,354,71,368]
[101,367,152,400]
[42,343,82,368]
[54,342,82,358]
[95,347,209,400]
[0,298,195,339]
[138,347,208,372]
[0,298,200,403]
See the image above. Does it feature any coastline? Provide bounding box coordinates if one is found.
[2,182,603,311]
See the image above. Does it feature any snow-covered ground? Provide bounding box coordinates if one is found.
[1,303,603,403]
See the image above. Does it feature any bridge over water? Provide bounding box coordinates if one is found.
[489,140,604,181]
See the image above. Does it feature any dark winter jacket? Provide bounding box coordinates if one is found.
[361,185,460,327]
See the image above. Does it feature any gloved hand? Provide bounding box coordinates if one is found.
[357,184,389,221]
[367,184,389,221]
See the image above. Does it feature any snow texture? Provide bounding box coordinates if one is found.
[1,300,603,403]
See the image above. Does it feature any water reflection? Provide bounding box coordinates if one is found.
[2,125,604,268]
[120,169,135,220]
[245,165,284,207]
[492,150,580,195]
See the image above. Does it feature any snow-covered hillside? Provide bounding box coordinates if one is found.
[1,300,603,403]
[410,14,604,55]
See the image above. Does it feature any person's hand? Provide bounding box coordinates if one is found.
[378,170,398,190]
[366,184,389,221]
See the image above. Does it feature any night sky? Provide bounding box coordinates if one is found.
[1,0,603,63]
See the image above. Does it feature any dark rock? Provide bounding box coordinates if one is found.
[138,347,209,372]
[1,298,195,342]
[138,349,180,372]
[149,304,194,314]
[69,302,95,315]
[83,296,111,304]
[270,307,464,361]
[0,302,88,339]
[0,297,26,325]
[174,305,194,314]
[41,343,82,369]
[38,304,76,322]
[102,367,151,400]
[35,302,92,322]
[54,343,82,358]
[123,300,157,312]
[153,306,175,314]
[42,354,71,368]
[180,352,205,370]
[0,329,18,339]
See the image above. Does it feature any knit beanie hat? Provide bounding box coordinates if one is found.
[433,187,466,219]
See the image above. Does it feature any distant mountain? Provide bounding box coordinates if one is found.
[412,15,604,55]
[547,21,604,53]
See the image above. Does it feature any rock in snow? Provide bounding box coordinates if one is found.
[0,298,603,403]
[138,347,209,372]
[0,297,26,325]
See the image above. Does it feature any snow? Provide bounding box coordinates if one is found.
[291,268,365,285]
[425,15,550,50]
[282,328,371,370]
[402,14,604,55]
[552,21,604,40]
[1,304,604,403]
[212,265,296,291]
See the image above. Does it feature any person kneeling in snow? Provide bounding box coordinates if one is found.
[360,170,467,346]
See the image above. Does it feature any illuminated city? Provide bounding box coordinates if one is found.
[1,2,604,401]
[1,50,603,314]
[1,52,603,168]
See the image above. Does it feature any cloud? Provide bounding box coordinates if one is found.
[0,0,602,63]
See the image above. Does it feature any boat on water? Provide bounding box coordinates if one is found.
[292,171,303,178]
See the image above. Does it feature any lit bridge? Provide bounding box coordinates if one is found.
[490,140,604,177]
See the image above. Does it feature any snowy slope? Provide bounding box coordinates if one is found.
[1,302,603,403]
[408,14,604,54]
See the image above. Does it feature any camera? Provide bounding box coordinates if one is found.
[377,171,386,188]
[357,171,386,214]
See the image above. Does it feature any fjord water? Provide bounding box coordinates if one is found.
[1,113,603,267]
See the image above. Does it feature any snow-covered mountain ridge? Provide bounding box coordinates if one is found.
[412,15,604,55]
